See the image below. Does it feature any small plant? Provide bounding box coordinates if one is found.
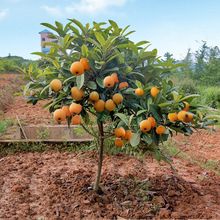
[18,19,219,192]
[0,118,14,136]
[36,127,50,141]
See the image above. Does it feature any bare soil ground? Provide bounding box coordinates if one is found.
[0,73,219,219]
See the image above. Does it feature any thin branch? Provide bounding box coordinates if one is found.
[80,123,99,139]
[101,133,114,140]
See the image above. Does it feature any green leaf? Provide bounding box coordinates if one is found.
[102,67,119,74]
[203,126,217,133]
[85,23,90,32]
[68,24,80,36]
[115,113,129,126]
[142,133,153,144]
[96,78,104,88]
[23,95,40,101]
[41,22,57,32]
[152,130,160,146]
[124,66,133,74]
[123,30,136,38]
[63,76,75,84]
[42,42,60,48]
[14,92,23,96]
[37,71,57,78]
[105,54,119,64]
[158,102,172,108]
[85,38,102,49]
[55,21,63,30]
[135,80,143,89]
[23,82,34,96]
[69,19,86,35]
[172,91,182,103]
[130,133,141,147]
[81,45,89,57]
[63,33,71,48]
[128,114,134,126]
[149,104,162,121]
[137,110,148,116]
[76,74,84,89]
[203,115,220,120]
[136,41,150,47]
[52,60,60,70]
[109,20,118,31]
[203,120,218,126]
[40,85,50,96]
[154,90,162,105]
[31,52,49,58]
[120,25,130,36]
[154,149,162,162]
[87,81,97,90]
[94,32,105,47]
[28,64,33,73]
[179,94,200,102]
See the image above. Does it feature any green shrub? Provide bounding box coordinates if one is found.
[170,75,199,94]
[198,86,220,109]
[0,118,14,136]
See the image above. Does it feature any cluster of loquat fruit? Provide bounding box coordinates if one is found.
[138,87,194,137]
[49,58,133,147]
[50,57,194,147]
[168,101,194,123]
[50,58,90,125]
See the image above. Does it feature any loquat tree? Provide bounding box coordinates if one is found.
[18,19,219,192]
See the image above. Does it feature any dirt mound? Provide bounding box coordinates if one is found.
[0,150,219,219]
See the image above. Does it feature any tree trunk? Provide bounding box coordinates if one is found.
[94,121,104,192]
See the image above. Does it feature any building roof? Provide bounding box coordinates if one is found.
[39,29,52,34]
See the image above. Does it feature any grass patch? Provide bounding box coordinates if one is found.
[162,139,220,175]
[0,141,94,158]
[0,118,14,136]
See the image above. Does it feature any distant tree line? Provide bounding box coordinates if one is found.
[0,55,33,73]
[166,41,220,87]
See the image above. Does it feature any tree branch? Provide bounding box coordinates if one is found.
[100,133,114,139]
[80,123,99,139]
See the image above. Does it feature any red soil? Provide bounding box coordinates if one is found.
[0,151,219,219]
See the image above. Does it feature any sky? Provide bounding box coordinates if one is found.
[0,0,220,60]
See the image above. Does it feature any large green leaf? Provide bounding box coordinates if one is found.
[142,133,153,144]
[63,33,71,48]
[81,45,89,57]
[115,113,129,126]
[96,78,104,88]
[94,32,105,47]
[87,81,97,90]
[41,23,57,32]
[149,104,162,121]
[69,19,86,35]
[179,94,200,102]
[76,74,84,90]
[23,81,34,96]
[130,133,141,147]
[109,20,118,31]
